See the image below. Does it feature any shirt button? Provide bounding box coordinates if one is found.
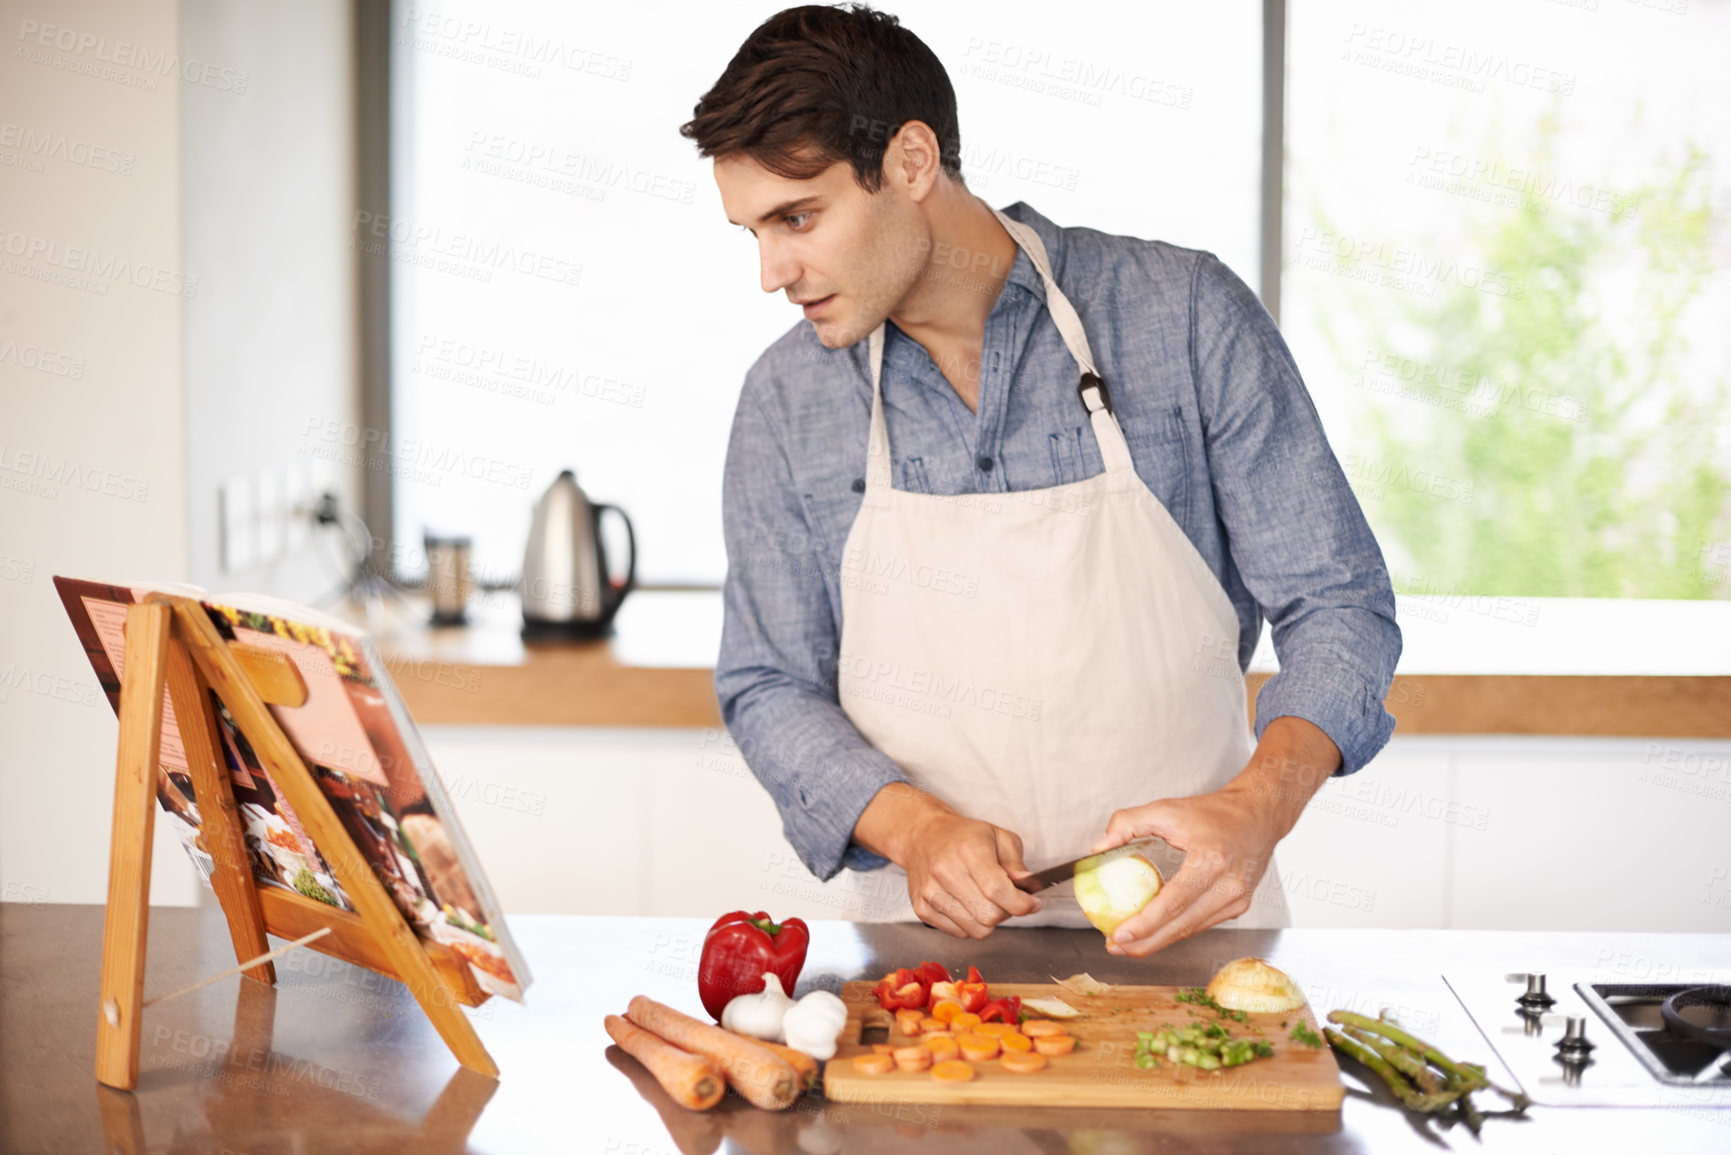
[978,456,994,472]
[851,478,865,493]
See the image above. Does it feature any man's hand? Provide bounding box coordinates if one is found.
[853,782,1041,938]
[1091,716,1341,958]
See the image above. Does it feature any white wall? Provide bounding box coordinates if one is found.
[181,0,360,596]
[1,0,191,911]
[0,0,359,910]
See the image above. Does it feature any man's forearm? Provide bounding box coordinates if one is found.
[851,780,955,867]
[1219,714,1342,839]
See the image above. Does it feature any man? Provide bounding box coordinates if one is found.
[683,5,1400,957]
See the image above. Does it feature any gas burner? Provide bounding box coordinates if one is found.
[1443,971,1731,1108]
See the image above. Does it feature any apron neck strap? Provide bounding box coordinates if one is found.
[865,208,1123,488]
[990,208,1098,380]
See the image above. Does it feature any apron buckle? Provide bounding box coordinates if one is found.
[1078,371,1114,416]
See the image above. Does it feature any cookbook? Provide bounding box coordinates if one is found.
[53,575,531,1003]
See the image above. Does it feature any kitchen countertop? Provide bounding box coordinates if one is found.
[4,904,1728,1153]
[352,589,1731,735]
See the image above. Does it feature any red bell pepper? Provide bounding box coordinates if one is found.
[977,995,1022,1024]
[696,910,809,1022]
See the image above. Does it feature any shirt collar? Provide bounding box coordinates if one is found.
[997,200,1059,301]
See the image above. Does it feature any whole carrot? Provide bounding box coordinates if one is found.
[604,1015,725,1111]
[753,1039,820,1092]
[627,995,801,1110]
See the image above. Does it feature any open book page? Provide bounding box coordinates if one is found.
[52,576,530,1002]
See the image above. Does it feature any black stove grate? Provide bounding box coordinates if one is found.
[1579,983,1731,1086]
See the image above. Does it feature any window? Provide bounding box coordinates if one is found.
[388,0,1262,586]
[386,0,1729,622]
[1285,0,1731,605]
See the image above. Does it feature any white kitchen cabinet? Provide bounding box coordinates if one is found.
[420,728,1731,934]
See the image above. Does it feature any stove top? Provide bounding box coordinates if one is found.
[1444,971,1731,1108]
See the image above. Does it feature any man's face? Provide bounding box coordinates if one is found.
[716,153,928,349]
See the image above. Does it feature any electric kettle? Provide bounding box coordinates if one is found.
[519,470,635,640]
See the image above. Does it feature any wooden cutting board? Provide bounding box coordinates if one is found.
[822,981,1345,1110]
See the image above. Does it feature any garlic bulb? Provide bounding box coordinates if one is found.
[781,990,849,1060]
[720,971,796,1041]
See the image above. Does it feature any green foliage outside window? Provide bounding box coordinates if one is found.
[1302,109,1730,600]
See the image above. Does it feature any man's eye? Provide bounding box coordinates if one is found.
[785,212,812,230]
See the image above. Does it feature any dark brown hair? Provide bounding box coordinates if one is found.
[679,4,962,192]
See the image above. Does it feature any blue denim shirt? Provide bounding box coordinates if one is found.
[715,201,1401,882]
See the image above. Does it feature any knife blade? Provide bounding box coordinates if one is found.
[1011,835,1174,894]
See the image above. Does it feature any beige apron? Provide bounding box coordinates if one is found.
[831,209,1288,929]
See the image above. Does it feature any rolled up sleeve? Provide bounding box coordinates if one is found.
[714,378,907,879]
[1189,253,1402,774]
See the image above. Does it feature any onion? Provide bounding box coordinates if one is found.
[1021,996,1082,1019]
[1052,973,1113,997]
[1205,957,1307,1014]
[1074,851,1163,936]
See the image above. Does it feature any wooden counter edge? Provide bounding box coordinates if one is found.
[379,647,1731,737]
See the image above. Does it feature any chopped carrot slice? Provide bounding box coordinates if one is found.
[1000,1051,1048,1074]
[870,1043,896,1055]
[1033,1033,1077,1056]
[976,1022,1019,1038]
[893,1045,933,1072]
[918,1017,945,1034]
[999,1031,1033,1052]
[1022,1020,1068,1037]
[923,1035,960,1062]
[950,1012,982,1032]
[957,1033,1000,1061]
[931,1000,964,1024]
[853,1053,894,1074]
[931,1059,976,1082]
[894,1009,924,1035]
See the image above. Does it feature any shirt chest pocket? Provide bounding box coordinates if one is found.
[1048,406,1192,527]
[800,477,865,564]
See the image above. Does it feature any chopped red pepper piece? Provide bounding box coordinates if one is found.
[955,981,989,1013]
[871,959,1002,1014]
[914,961,951,987]
[871,977,927,1011]
[977,995,1022,1024]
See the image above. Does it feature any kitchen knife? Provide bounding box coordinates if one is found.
[1012,836,1174,894]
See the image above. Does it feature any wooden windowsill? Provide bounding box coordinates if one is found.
[348,591,1731,737]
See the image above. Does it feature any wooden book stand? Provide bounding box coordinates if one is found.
[95,594,498,1090]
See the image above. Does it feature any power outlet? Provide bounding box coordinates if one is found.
[284,460,313,551]
[256,469,284,565]
[219,475,255,573]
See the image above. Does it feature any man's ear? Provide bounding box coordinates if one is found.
[887,120,944,201]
